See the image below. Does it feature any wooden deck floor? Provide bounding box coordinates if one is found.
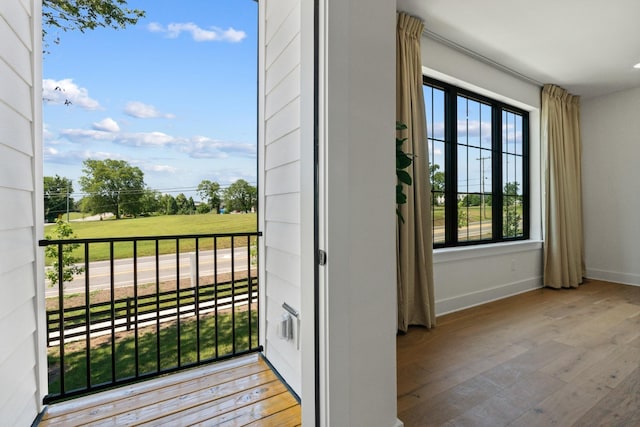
[397,279,640,426]
[39,354,301,426]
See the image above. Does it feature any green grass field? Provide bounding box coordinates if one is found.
[44,213,257,264]
[47,309,258,395]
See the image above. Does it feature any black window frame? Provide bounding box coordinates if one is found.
[424,76,530,248]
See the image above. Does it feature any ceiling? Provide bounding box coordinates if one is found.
[397,0,640,99]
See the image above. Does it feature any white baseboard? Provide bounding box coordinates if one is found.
[435,276,543,316]
[585,269,640,287]
[393,418,405,427]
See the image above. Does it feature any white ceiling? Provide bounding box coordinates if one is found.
[397,0,640,99]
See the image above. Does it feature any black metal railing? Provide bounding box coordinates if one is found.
[39,231,262,404]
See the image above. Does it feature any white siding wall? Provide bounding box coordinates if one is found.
[421,37,546,315]
[581,87,640,286]
[259,0,308,400]
[0,0,45,425]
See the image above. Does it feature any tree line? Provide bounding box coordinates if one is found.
[44,159,257,222]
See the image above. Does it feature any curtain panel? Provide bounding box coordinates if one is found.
[542,84,585,288]
[396,12,435,331]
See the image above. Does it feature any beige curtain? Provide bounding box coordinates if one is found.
[542,84,585,288]
[396,12,435,331]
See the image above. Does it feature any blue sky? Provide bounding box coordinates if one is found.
[43,0,258,201]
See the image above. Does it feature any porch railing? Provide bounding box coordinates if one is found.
[39,231,262,404]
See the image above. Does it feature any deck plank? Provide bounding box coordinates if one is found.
[39,354,300,427]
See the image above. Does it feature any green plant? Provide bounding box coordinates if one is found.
[396,122,413,223]
[45,220,84,287]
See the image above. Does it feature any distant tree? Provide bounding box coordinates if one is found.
[503,182,522,237]
[140,189,160,215]
[79,159,145,219]
[175,193,196,215]
[429,164,445,192]
[196,203,210,214]
[224,179,257,213]
[158,194,178,215]
[44,175,74,222]
[197,180,222,213]
[42,0,145,49]
[44,220,84,287]
[460,194,481,207]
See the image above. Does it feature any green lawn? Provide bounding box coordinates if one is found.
[47,309,258,396]
[44,213,257,264]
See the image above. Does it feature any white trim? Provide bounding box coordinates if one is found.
[434,240,543,264]
[422,29,544,88]
[585,269,640,287]
[435,276,543,316]
[394,418,405,427]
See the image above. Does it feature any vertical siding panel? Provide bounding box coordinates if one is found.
[260,0,303,397]
[0,0,43,424]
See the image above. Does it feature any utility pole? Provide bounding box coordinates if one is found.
[66,180,71,222]
[477,156,490,219]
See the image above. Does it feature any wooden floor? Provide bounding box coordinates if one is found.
[39,354,301,426]
[397,279,640,426]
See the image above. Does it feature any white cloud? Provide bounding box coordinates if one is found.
[179,136,256,159]
[124,101,175,119]
[43,145,123,164]
[54,125,256,160]
[145,164,178,174]
[92,118,120,132]
[43,78,101,110]
[148,22,246,43]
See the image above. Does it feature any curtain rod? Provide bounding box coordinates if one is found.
[422,28,544,88]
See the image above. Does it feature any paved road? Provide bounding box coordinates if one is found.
[46,247,251,297]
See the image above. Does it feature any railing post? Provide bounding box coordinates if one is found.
[127,297,132,331]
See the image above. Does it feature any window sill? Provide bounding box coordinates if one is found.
[433,240,543,264]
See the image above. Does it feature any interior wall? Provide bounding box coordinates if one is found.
[320,0,398,425]
[0,0,46,424]
[581,87,640,286]
[420,36,545,315]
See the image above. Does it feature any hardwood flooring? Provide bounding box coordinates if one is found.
[38,354,301,426]
[397,279,640,426]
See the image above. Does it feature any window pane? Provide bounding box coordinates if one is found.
[503,195,523,238]
[481,103,492,150]
[433,192,445,245]
[457,144,468,193]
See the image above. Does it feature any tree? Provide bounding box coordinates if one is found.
[158,194,178,215]
[197,180,222,213]
[503,182,522,237]
[139,189,160,215]
[42,0,145,49]
[224,179,257,213]
[45,220,84,287]
[429,164,445,192]
[79,159,145,219]
[44,175,74,222]
[175,193,196,215]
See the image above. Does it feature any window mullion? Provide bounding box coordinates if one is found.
[444,87,457,245]
[492,105,503,239]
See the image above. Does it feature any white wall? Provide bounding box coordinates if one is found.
[258,0,306,398]
[0,0,46,424]
[581,87,640,286]
[421,36,545,315]
[319,0,398,425]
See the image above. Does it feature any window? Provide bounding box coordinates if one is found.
[424,77,529,247]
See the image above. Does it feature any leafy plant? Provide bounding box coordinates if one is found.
[396,122,413,223]
[45,220,84,287]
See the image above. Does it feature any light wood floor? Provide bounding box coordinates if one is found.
[397,279,640,426]
[39,354,301,426]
